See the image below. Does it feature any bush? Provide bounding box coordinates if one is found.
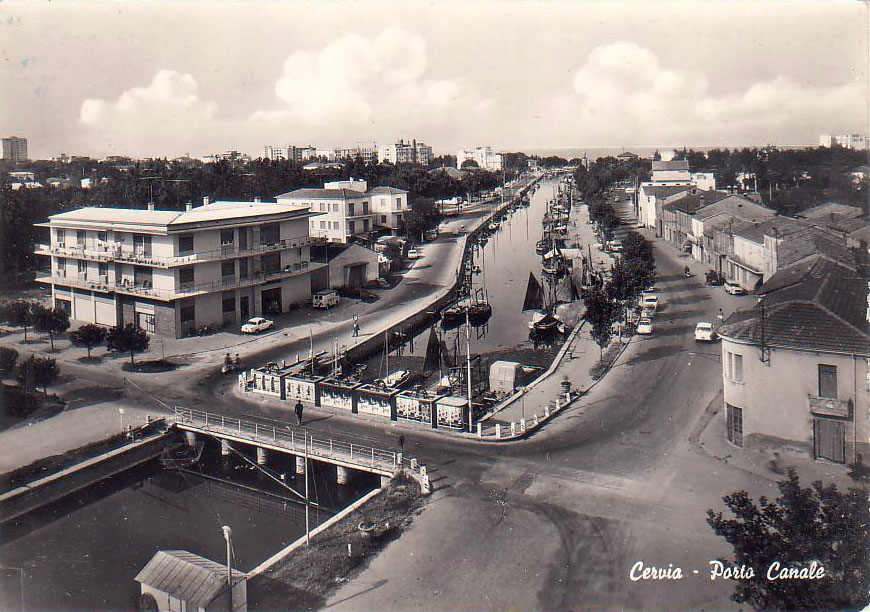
[0,346,19,372]
[71,324,108,358]
[16,355,59,394]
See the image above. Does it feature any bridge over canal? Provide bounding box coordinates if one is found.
[171,408,430,491]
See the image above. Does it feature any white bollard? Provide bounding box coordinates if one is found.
[555,398,561,411]
[495,424,502,439]
[411,458,418,470]
[544,406,550,418]
[477,422,483,438]
[510,422,516,437]
[533,414,539,426]
[564,391,571,403]
[520,418,526,432]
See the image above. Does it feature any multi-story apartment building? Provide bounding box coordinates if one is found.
[334,144,379,165]
[2,136,28,162]
[819,134,870,150]
[379,140,433,166]
[36,201,323,338]
[276,179,409,242]
[264,145,318,163]
[456,147,503,171]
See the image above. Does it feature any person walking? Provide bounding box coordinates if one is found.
[352,316,360,338]
[295,400,304,425]
[717,308,724,323]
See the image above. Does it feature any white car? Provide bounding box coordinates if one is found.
[724,281,747,296]
[241,317,274,334]
[407,248,423,260]
[636,318,653,335]
[640,294,659,311]
[694,322,717,342]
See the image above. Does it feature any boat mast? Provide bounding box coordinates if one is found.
[465,309,473,432]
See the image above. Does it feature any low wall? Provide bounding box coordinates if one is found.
[0,433,169,523]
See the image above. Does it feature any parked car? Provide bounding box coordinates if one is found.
[640,294,659,311]
[724,281,747,295]
[705,270,725,286]
[241,317,274,334]
[636,318,653,335]
[407,248,423,260]
[694,322,717,342]
[312,289,340,309]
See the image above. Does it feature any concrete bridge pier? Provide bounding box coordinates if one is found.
[256,447,269,466]
[380,475,391,487]
[336,465,351,485]
[220,439,234,457]
[184,431,198,447]
[295,455,306,475]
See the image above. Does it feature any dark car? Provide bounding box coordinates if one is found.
[705,270,725,286]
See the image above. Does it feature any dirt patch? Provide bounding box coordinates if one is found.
[249,474,425,611]
[0,419,166,492]
[589,342,625,380]
[121,359,179,373]
[77,355,105,364]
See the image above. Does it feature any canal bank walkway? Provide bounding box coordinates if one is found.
[0,400,156,476]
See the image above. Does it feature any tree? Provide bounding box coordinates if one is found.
[16,355,59,394]
[707,471,870,611]
[1,300,35,343]
[0,346,18,372]
[582,287,620,358]
[106,323,150,364]
[460,159,479,169]
[31,304,70,351]
[70,323,108,359]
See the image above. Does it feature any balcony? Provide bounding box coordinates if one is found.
[35,235,325,268]
[808,396,852,418]
[37,261,325,301]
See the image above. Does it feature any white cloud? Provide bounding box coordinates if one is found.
[250,26,493,144]
[544,42,866,146]
[79,70,222,156]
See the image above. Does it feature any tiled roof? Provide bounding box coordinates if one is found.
[47,202,312,228]
[774,229,854,270]
[721,256,869,355]
[730,216,809,244]
[640,184,691,198]
[663,190,729,214]
[135,550,246,607]
[694,196,776,221]
[798,202,864,221]
[277,188,367,200]
[652,160,689,171]
[367,186,408,195]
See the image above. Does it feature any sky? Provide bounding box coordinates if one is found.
[1,1,868,159]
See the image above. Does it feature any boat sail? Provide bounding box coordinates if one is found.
[522,272,544,312]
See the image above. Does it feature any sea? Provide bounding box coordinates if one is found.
[519,145,814,162]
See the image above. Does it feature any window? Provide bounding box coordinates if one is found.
[180,303,195,323]
[362,201,369,214]
[56,257,66,273]
[221,260,235,278]
[261,252,281,273]
[55,228,65,245]
[222,296,235,313]
[239,258,248,279]
[726,405,743,447]
[77,230,86,245]
[98,262,108,277]
[238,228,248,250]
[78,260,88,275]
[97,231,108,243]
[818,365,838,399]
[333,222,339,230]
[348,220,356,234]
[261,223,280,245]
[725,351,743,383]
[348,202,355,216]
[332,202,339,212]
[381,215,387,224]
[178,266,195,288]
[178,234,194,253]
[220,229,234,245]
[363,219,370,232]
[320,221,326,229]
[396,198,402,207]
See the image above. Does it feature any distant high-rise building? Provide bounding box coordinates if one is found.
[379,140,433,166]
[2,136,28,162]
[819,134,869,150]
[456,146,503,171]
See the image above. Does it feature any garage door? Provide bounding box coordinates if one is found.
[73,296,93,322]
[95,298,116,326]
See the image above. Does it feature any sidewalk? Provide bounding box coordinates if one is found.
[0,399,157,475]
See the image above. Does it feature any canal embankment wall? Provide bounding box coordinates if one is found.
[0,430,170,523]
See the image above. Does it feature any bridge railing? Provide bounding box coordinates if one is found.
[171,407,401,473]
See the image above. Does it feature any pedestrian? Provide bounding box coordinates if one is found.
[717,308,724,322]
[352,322,360,337]
[295,400,304,425]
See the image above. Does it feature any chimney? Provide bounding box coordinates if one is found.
[147,202,155,211]
[185,202,193,211]
[203,196,210,207]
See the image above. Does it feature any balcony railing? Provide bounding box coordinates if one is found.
[808,396,852,418]
[35,235,323,268]
[37,261,325,301]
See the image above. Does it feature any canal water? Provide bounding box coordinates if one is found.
[0,442,378,612]
[361,177,571,384]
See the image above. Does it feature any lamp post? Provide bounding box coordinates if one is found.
[221,526,233,612]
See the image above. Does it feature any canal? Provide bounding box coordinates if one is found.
[360,176,572,384]
[0,441,378,611]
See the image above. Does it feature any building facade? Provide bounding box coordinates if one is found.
[379,140,433,166]
[650,159,692,184]
[819,134,870,150]
[36,201,323,338]
[456,147,503,171]
[718,256,869,465]
[2,136,28,162]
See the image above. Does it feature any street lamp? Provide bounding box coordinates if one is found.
[221,526,233,611]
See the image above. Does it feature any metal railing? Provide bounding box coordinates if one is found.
[172,407,404,476]
[35,236,321,268]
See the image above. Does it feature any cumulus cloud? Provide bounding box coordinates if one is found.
[250,26,493,143]
[79,70,222,155]
[545,41,866,146]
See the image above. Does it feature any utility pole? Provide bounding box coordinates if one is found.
[465,310,473,432]
[222,526,233,612]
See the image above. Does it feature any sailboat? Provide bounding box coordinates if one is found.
[522,271,566,335]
